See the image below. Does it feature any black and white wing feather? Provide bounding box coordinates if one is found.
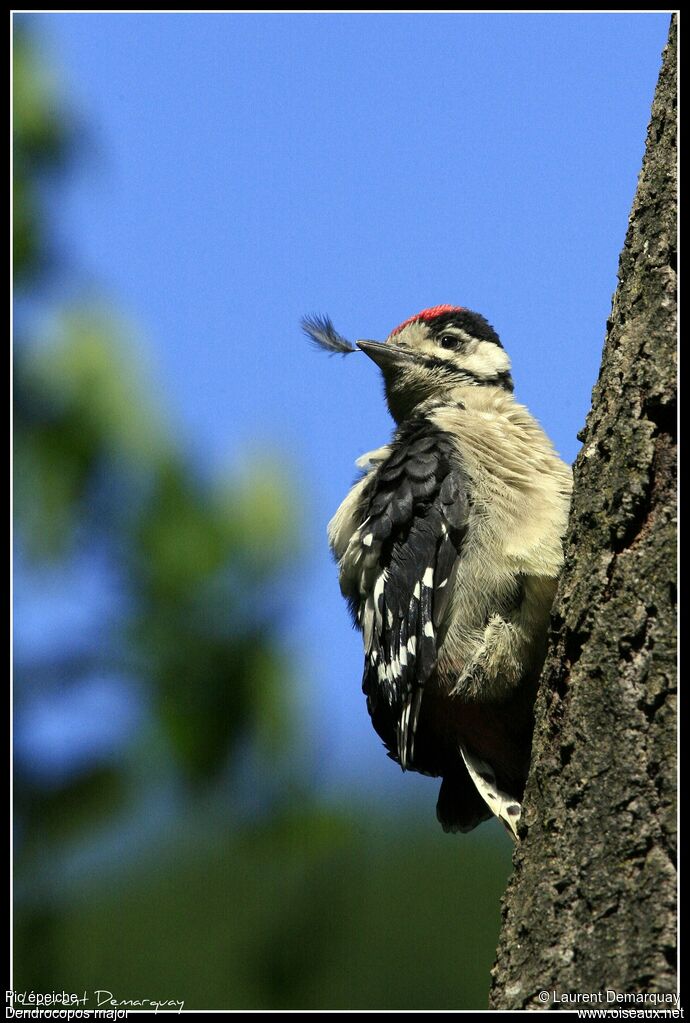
[353,422,470,770]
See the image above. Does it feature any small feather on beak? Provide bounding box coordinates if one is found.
[301,314,357,355]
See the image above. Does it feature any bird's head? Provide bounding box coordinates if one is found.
[358,305,513,422]
[302,304,513,424]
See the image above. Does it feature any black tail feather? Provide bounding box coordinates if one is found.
[436,770,493,834]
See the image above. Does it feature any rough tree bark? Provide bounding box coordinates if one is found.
[490,17,677,1009]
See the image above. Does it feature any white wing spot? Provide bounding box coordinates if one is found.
[399,699,412,768]
[362,597,375,651]
[422,566,434,587]
[374,572,387,605]
[410,688,424,761]
[424,621,435,638]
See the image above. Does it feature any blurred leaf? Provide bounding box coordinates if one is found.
[13,31,67,164]
[217,457,300,574]
[13,171,40,281]
[133,459,228,602]
[23,308,170,463]
[13,27,71,282]
[15,308,171,558]
[17,765,126,851]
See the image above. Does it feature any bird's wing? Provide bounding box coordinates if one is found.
[355,421,470,770]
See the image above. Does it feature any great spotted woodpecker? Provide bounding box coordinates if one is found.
[303,305,572,837]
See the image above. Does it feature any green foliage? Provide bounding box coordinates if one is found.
[14,812,512,1010]
[13,26,71,281]
[15,309,168,556]
[13,23,511,1010]
[15,301,296,782]
[13,20,297,821]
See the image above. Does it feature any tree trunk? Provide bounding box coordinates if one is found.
[490,16,677,1010]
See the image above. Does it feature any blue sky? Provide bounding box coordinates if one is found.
[17,12,670,800]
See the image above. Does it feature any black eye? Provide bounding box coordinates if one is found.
[439,334,460,350]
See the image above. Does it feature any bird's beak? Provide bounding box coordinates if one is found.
[356,340,416,369]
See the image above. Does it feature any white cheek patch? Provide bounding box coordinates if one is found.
[462,340,511,378]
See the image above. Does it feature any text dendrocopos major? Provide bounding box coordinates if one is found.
[303,305,572,837]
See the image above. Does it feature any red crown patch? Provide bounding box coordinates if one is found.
[390,305,465,337]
